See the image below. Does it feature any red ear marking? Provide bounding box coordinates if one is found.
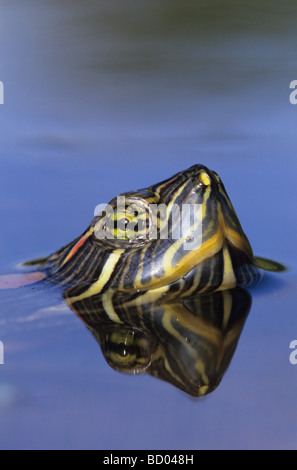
[0,272,46,289]
[61,228,94,267]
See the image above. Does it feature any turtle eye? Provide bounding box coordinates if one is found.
[112,205,148,241]
[113,210,137,240]
[93,200,151,246]
[104,328,151,373]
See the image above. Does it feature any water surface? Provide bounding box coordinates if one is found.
[0,0,297,450]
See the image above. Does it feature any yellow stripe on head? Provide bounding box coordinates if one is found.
[68,249,125,302]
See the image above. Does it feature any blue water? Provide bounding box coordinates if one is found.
[0,0,297,450]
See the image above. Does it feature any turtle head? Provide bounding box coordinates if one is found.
[37,164,284,296]
[90,164,254,292]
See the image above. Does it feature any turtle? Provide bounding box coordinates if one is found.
[65,285,251,397]
[0,164,284,296]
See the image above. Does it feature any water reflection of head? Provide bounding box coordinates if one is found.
[67,287,251,397]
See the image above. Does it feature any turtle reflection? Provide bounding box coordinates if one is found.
[65,287,251,397]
